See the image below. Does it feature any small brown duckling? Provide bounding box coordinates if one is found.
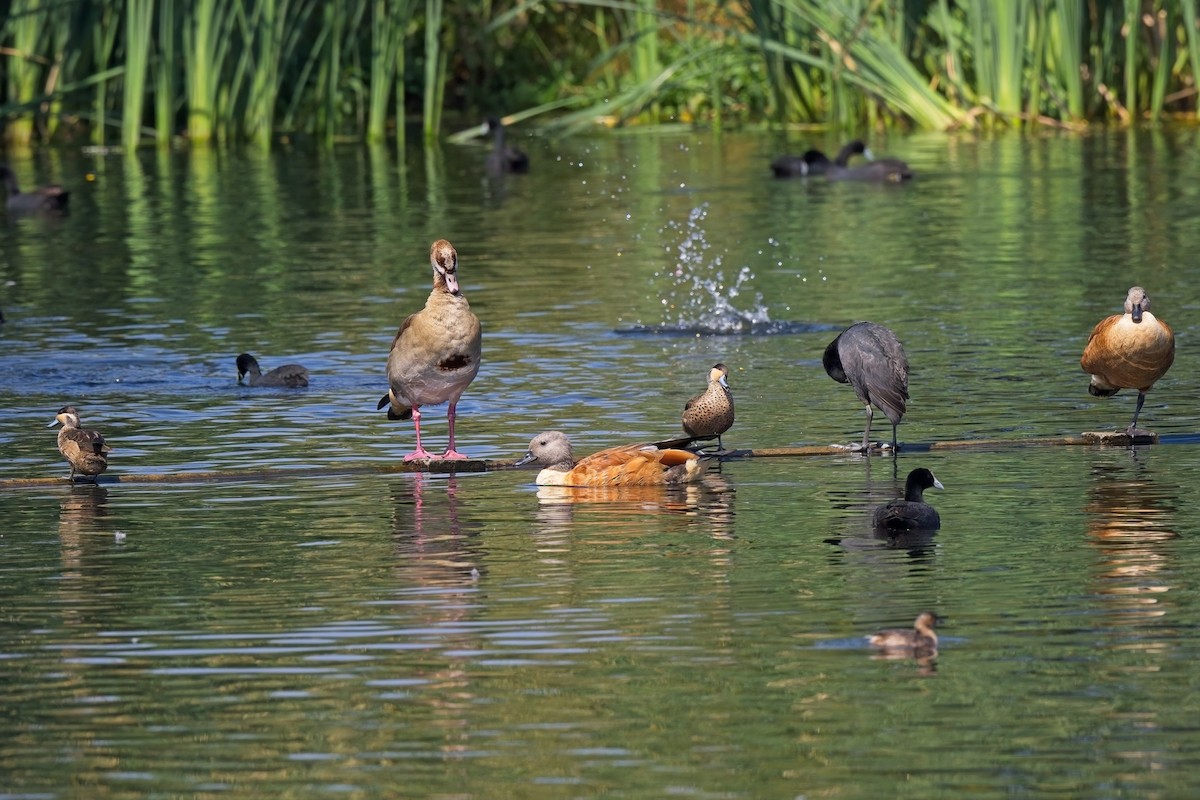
[872,468,944,532]
[682,362,734,449]
[0,164,69,213]
[868,612,939,653]
[236,353,309,388]
[48,406,111,482]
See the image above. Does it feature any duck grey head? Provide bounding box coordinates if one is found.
[1124,286,1150,324]
[515,430,574,470]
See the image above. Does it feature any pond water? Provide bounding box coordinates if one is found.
[3,128,1200,798]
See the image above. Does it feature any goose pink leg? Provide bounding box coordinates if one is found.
[440,402,469,460]
[403,407,438,461]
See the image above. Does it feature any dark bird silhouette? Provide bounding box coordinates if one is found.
[823,322,909,451]
[826,144,914,183]
[48,406,111,481]
[485,117,529,175]
[0,164,69,213]
[236,353,309,388]
[1080,286,1174,435]
[770,140,864,178]
[872,468,943,532]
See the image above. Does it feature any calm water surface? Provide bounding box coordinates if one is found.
[3,130,1200,797]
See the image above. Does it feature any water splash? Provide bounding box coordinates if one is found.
[619,204,828,336]
[659,204,767,334]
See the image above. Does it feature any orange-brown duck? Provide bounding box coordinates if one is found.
[515,431,712,487]
[1081,286,1175,435]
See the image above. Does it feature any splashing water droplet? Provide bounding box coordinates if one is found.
[655,204,771,334]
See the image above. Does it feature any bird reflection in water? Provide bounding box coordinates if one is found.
[389,472,484,587]
[1084,457,1179,636]
[528,471,737,541]
[58,483,112,572]
[387,472,484,761]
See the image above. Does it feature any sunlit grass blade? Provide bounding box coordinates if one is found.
[155,0,177,145]
[123,0,153,148]
[423,0,445,141]
[5,0,51,145]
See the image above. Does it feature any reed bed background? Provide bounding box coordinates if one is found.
[1,0,1198,147]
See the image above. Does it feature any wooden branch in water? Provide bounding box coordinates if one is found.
[1,432,1161,488]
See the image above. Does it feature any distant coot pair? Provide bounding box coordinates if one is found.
[771,140,912,182]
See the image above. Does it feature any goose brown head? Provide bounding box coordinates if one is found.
[431,239,460,296]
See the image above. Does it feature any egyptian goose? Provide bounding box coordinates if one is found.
[377,239,482,461]
[484,117,529,175]
[770,140,864,178]
[48,406,111,481]
[0,165,69,213]
[872,468,944,532]
[682,362,735,449]
[823,322,909,451]
[868,612,939,653]
[1081,286,1175,434]
[515,431,712,487]
[236,353,309,388]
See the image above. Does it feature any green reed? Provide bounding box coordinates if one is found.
[184,0,220,142]
[4,0,50,145]
[123,0,153,148]
[423,0,446,141]
[5,0,1200,146]
[155,0,177,145]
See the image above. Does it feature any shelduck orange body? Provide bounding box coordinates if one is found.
[515,431,711,487]
[1080,286,1174,433]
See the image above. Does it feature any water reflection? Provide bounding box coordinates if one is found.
[1084,454,1179,631]
[869,646,938,676]
[527,472,737,540]
[389,473,484,586]
[58,483,113,570]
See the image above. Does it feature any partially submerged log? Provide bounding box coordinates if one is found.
[0,432,1166,488]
